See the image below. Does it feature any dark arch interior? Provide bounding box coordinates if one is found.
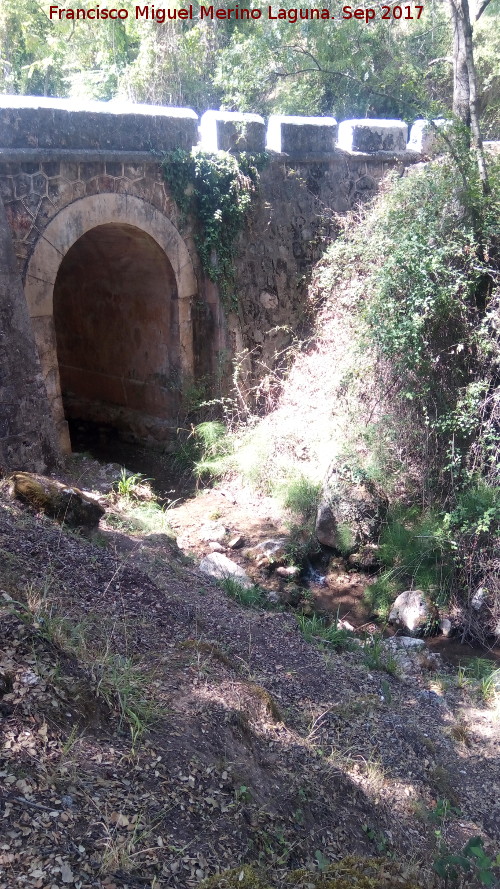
[54,223,180,445]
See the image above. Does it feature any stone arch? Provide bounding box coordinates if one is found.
[24,194,197,453]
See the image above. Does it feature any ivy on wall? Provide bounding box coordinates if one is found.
[162,148,267,309]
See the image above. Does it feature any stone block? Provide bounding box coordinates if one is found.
[337,119,408,153]
[199,111,266,153]
[407,119,451,155]
[0,96,199,152]
[266,115,337,154]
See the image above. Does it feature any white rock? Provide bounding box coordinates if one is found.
[337,119,407,153]
[471,587,486,610]
[259,291,279,310]
[386,636,426,650]
[199,553,253,588]
[208,541,225,553]
[407,118,451,154]
[276,565,300,578]
[245,538,288,567]
[388,589,434,633]
[199,522,227,543]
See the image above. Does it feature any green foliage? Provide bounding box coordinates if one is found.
[327,149,500,506]
[456,658,500,703]
[218,576,268,609]
[94,653,158,747]
[106,500,172,535]
[162,148,265,308]
[364,506,454,616]
[443,480,500,538]
[175,421,233,482]
[296,612,355,650]
[362,637,400,677]
[280,475,321,520]
[433,836,500,887]
[364,575,399,621]
[115,468,150,498]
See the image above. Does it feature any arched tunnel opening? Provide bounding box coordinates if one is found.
[53,223,181,453]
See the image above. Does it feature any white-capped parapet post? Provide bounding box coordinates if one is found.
[266,115,338,154]
[337,119,408,153]
[0,94,199,151]
[407,119,452,155]
[199,111,266,153]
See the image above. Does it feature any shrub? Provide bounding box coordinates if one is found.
[364,506,454,618]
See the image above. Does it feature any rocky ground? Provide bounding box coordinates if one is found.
[0,458,499,889]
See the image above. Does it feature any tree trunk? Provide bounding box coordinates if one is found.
[459,0,491,194]
[450,0,470,128]
[449,0,490,195]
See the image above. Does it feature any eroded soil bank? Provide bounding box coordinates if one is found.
[0,452,498,888]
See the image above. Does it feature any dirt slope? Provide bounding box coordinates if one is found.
[0,476,498,889]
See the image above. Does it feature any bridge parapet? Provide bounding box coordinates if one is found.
[0,96,430,160]
[0,95,198,152]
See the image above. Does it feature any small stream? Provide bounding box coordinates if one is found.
[70,419,500,669]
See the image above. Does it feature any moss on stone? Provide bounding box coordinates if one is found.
[285,857,425,888]
[245,682,283,722]
[199,858,429,889]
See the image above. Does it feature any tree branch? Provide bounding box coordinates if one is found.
[475,0,492,19]
[273,45,401,105]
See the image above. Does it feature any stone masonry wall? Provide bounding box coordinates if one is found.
[0,197,59,472]
[230,152,408,396]
[0,98,424,460]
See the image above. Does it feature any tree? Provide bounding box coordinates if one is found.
[448,0,495,192]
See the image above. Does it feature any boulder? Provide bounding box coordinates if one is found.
[199,553,253,588]
[244,538,288,568]
[316,504,338,549]
[208,541,225,553]
[9,472,104,529]
[315,467,387,552]
[385,636,426,651]
[347,544,380,570]
[199,521,227,543]
[275,565,300,579]
[388,589,438,635]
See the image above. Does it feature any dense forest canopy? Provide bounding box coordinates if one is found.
[1,0,499,135]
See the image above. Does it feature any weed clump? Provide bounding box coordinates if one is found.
[219,576,268,609]
[297,612,355,650]
[180,639,235,668]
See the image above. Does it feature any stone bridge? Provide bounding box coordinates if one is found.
[0,96,433,470]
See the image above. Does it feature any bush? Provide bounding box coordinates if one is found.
[162,148,265,308]
[324,143,500,643]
